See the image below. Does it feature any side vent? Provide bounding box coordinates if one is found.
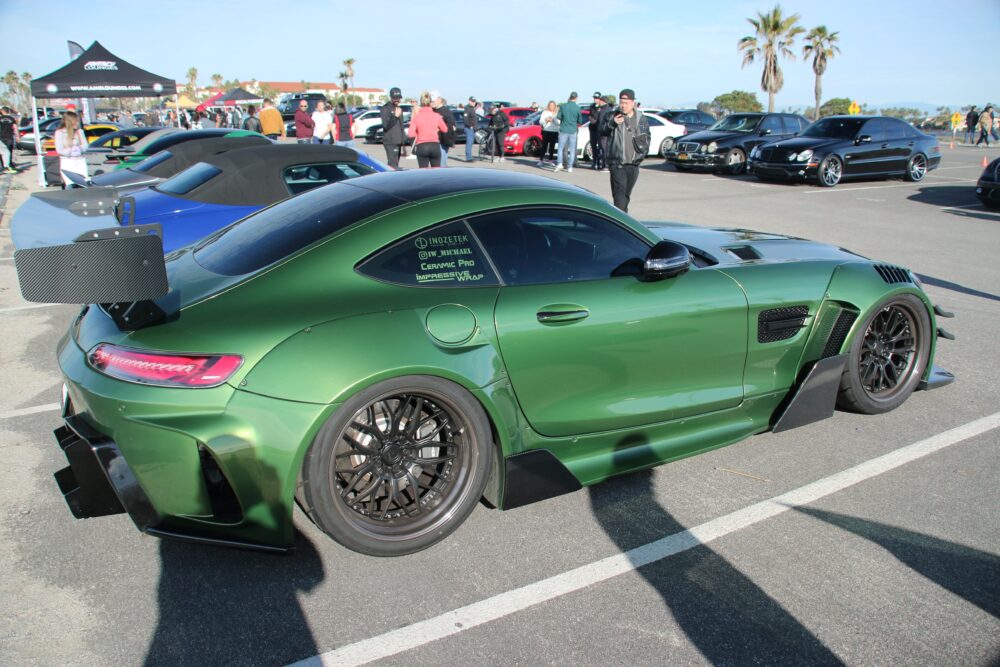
[874,264,912,284]
[726,245,762,261]
[758,306,809,343]
[821,310,858,358]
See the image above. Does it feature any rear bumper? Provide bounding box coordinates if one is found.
[53,413,292,554]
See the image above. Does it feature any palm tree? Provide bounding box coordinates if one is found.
[211,73,223,90]
[186,67,198,98]
[738,5,804,113]
[802,26,840,120]
[342,58,356,91]
[338,71,349,93]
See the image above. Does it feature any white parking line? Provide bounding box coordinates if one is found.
[941,203,986,212]
[0,403,61,420]
[289,411,1000,667]
[804,180,971,194]
[0,303,62,314]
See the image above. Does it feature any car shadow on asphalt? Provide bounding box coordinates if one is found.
[792,506,1000,618]
[143,530,324,666]
[914,274,1000,304]
[907,185,990,212]
[588,469,843,665]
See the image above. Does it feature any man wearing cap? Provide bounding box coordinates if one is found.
[0,106,18,173]
[588,92,607,171]
[602,88,650,213]
[463,97,478,161]
[553,92,583,173]
[380,87,406,169]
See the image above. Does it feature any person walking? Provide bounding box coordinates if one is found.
[295,100,315,144]
[976,105,993,147]
[463,96,478,161]
[242,105,263,133]
[965,106,978,144]
[0,106,18,173]
[310,100,332,144]
[259,99,285,140]
[380,87,406,169]
[602,89,651,213]
[537,100,559,166]
[488,104,509,163]
[432,92,456,167]
[553,92,583,172]
[407,92,447,168]
[588,92,607,170]
[596,95,615,171]
[332,102,356,147]
[54,110,89,186]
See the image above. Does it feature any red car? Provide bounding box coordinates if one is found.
[504,108,590,157]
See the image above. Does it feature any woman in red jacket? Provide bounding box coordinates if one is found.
[407,92,447,168]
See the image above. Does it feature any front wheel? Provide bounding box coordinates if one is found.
[837,294,931,414]
[523,136,541,157]
[904,153,927,182]
[300,376,493,556]
[659,137,675,158]
[817,155,842,187]
[723,148,746,175]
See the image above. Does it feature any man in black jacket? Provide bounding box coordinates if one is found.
[0,106,17,173]
[380,87,406,169]
[588,92,607,171]
[432,92,456,167]
[463,97,478,161]
[489,105,509,163]
[965,106,978,145]
[601,89,650,212]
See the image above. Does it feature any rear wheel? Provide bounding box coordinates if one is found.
[817,155,842,187]
[723,148,746,175]
[837,294,931,414]
[904,153,927,182]
[523,136,541,157]
[300,376,493,556]
[582,142,593,162]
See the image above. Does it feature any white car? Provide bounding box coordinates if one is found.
[353,109,385,136]
[578,111,686,160]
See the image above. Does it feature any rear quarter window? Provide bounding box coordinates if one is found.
[155,162,222,195]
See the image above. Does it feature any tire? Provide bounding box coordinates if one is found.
[837,294,931,414]
[581,141,593,162]
[817,155,842,187]
[659,137,675,158]
[523,136,541,157]
[904,153,927,182]
[723,148,747,175]
[300,376,493,556]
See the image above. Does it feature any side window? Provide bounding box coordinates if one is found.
[358,219,499,288]
[862,118,886,141]
[884,118,908,140]
[759,115,784,135]
[646,115,663,127]
[282,162,376,195]
[780,116,804,134]
[468,208,650,286]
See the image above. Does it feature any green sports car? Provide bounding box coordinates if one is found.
[25,169,954,556]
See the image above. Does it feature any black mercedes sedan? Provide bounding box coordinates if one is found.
[663,112,809,174]
[657,109,718,133]
[976,157,999,207]
[748,115,941,187]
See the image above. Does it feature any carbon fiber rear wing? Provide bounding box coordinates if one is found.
[14,224,168,305]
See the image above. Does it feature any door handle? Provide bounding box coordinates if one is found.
[537,305,590,323]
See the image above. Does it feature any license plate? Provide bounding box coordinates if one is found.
[678,153,688,160]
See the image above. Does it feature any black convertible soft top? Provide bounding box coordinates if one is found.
[139,135,271,178]
[163,144,370,206]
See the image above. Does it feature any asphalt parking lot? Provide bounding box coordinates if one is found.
[1,143,998,666]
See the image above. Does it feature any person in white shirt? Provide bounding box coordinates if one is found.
[537,100,560,166]
[54,110,88,186]
[311,101,333,144]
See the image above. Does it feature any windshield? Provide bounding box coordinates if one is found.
[708,115,760,133]
[801,118,865,139]
[131,150,173,173]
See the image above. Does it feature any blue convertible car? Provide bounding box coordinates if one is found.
[11,144,387,252]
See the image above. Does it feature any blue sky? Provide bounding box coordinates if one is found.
[2,0,997,110]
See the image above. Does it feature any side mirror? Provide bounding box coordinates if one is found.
[856,135,872,144]
[643,240,690,281]
[760,127,772,136]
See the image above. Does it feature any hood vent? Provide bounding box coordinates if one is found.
[874,264,912,284]
[727,245,762,261]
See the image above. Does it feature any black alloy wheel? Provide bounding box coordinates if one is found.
[837,294,931,414]
[818,155,842,187]
[301,376,492,556]
[523,136,541,157]
[905,153,928,182]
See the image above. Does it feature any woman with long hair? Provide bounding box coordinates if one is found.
[537,100,559,166]
[406,92,447,168]
[54,110,88,186]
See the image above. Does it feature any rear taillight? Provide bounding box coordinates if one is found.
[88,344,242,388]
